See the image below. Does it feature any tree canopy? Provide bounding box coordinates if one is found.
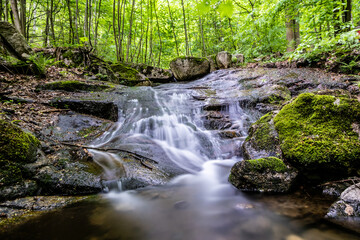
[1,0,359,67]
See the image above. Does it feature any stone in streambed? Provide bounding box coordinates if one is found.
[229,157,298,193]
[242,111,282,160]
[50,99,118,121]
[170,56,210,81]
[326,183,360,233]
[216,51,232,69]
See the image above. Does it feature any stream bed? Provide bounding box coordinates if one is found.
[1,69,360,240]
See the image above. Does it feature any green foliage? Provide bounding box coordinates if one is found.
[274,93,360,178]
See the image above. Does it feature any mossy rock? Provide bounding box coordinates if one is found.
[0,160,23,186]
[229,157,298,193]
[111,63,151,86]
[37,80,110,92]
[0,120,40,164]
[242,111,282,160]
[274,93,360,180]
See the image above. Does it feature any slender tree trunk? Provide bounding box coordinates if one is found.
[228,18,237,51]
[153,0,162,66]
[166,0,179,56]
[144,0,149,64]
[126,0,136,62]
[181,0,189,56]
[19,0,26,37]
[50,0,55,43]
[84,0,88,39]
[94,0,102,48]
[199,17,206,56]
[343,0,352,25]
[149,0,153,64]
[75,0,79,43]
[285,9,300,52]
[66,0,74,44]
[4,0,8,21]
[113,0,119,61]
[44,0,50,46]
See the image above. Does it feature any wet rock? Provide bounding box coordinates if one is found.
[0,21,32,60]
[321,181,353,197]
[238,84,291,110]
[0,181,38,201]
[203,111,232,130]
[229,157,298,193]
[216,51,232,69]
[41,113,111,142]
[242,111,282,160]
[203,103,229,111]
[174,200,189,210]
[218,130,242,139]
[170,56,210,81]
[326,183,360,233]
[50,99,118,121]
[34,162,102,195]
[36,80,111,92]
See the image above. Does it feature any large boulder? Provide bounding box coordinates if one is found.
[274,93,360,181]
[326,183,360,233]
[229,157,298,193]
[242,112,282,160]
[216,51,232,69]
[206,55,218,72]
[0,21,32,60]
[169,56,210,81]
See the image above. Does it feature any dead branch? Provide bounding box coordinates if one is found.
[58,141,158,170]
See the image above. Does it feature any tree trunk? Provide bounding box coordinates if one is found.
[19,0,26,38]
[181,0,189,56]
[126,0,136,62]
[94,0,102,48]
[75,0,79,43]
[66,0,74,44]
[153,0,162,66]
[10,0,22,34]
[285,8,300,52]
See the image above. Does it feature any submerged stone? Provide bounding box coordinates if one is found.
[229,157,298,193]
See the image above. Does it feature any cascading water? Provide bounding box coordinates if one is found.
[80,69,358,240]
[4,69,358,240]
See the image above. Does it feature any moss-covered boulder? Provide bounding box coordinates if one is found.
[0,120,40,191]
[242,112,282,160]
[229,157,298,193]
[274,93,360,180]
[0,120,40,164]
[111,63,151,86]
[37,80,111,92]
[169,56,210,81]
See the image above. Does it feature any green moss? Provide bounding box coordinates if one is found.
[111,63,149,86]
[247,112,278,151]
[0,160,23,186]
[0,120,40,164]
[246,157,288,173]
[274,93,360,177]
[38,80,110,92]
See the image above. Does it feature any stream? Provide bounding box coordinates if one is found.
[2,69,360,240]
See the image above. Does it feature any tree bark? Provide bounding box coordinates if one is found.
[285,8,300,52]
[126,0,136,62]
[166,0,179,56]
[10,0,22,34]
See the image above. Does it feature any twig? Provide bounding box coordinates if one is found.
[58,141,158,170]
[318,177,360,186]
[39,109,70,113]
